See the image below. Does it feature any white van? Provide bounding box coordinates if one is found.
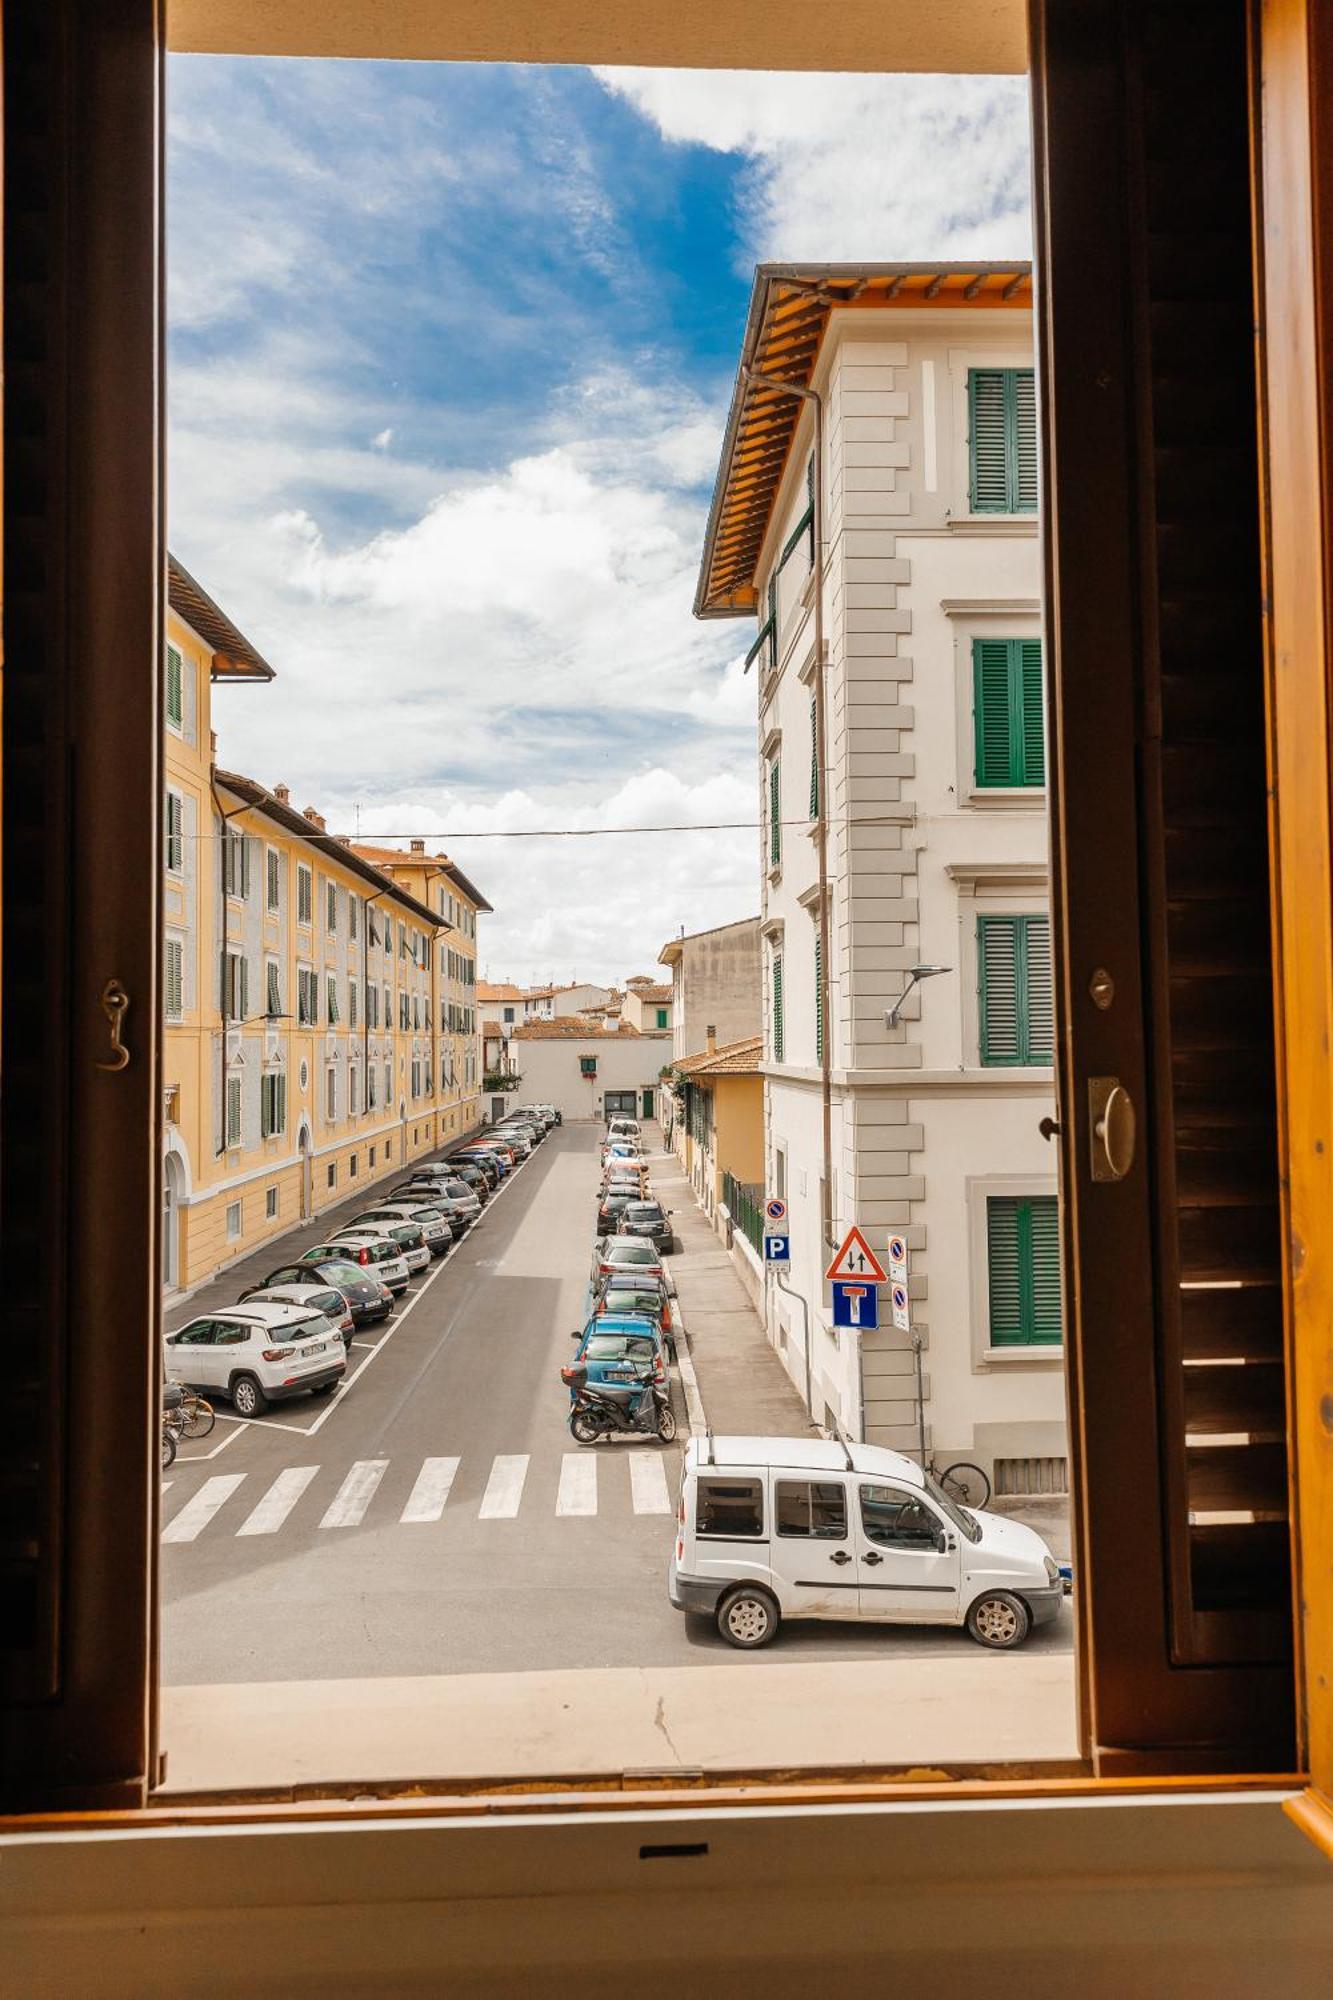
[669,1435,1064,1650]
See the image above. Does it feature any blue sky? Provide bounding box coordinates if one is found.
[168,60,1029,983]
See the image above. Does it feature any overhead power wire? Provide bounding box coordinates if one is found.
[173,809,917,843]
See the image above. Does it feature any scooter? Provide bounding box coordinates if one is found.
[562,1366,676,1444]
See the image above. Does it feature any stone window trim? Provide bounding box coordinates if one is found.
[946,610,1046,807]
[965,1172,1065,1369]
[948,868,1052,1075]
[945,342,1040,528]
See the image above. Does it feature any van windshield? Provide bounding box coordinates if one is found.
[925,1473,983,1543]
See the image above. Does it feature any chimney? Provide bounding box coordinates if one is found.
[273,783,290,804]
[410,838,426,855]
[706,1024,717,1055]
[303,806,326,831]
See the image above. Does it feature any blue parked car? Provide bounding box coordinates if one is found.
[563,1314,667,1394]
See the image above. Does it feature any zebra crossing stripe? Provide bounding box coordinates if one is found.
[478,1454,528,1519]
[556,1453,597,1517]
[319,1459,388,1529]
[629,1454,672,1515]
[162,1474,246,1543]
[237,1466,320,1537]
[400,1456,460,1523]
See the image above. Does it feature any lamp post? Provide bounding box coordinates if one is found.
[885,963,952,1029]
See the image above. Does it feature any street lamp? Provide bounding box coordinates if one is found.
[885,964,952,1029]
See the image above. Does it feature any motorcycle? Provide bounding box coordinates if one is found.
[562,1364,676,1444]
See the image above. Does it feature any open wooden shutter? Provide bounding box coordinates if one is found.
[1013,369,1038,511]
[1020,640,1045,783]
[1031,0,1293,1768]
[968,369,1010,511]
[974,641,1016,784]
[978,916,1021,1062]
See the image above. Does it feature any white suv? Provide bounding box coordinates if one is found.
[164,1302,346,1418]
[348,1205,452,1256]
[331,1228,417,1284]
[332,1224,426,1272]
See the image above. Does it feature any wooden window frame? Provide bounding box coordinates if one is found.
[9,0,1333,1861]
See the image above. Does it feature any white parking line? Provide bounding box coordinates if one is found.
[478,1454,528,1519]
[556,1453,597,1517]
[162,1474,246,1544]
[237,1466,320,1537]
[319,1459,388,1528]
[400,1455,460,1523]
[629,1454,672,1514]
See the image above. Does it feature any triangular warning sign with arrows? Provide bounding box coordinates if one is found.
[825,1225,889,1285]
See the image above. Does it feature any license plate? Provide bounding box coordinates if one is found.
[607,1368,635,1381]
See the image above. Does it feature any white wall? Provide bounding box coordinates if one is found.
[510,1036,671,1122]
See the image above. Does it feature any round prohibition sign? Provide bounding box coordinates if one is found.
[764,1197,789,1226]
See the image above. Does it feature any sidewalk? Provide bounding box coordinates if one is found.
[655,1144,817,1438]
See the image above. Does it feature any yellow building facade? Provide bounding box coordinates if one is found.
[162,558,489,1295]
[673,1034,765,1222]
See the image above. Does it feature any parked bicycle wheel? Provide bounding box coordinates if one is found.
[161,1425,176,1470]
[939,1460,991,1509]
[180,1395,216,1440]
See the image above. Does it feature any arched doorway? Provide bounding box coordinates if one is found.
[298,1122,313,1221]
[162,1152,184,1292]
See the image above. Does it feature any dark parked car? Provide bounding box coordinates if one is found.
[596,1189,640,1236]
[617,1199,674,1253]
[247,1259,392,1325]
[444,1160,490,1198]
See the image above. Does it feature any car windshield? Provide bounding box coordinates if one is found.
[583,1334,656,1360]
[604,1292,661,1316]
[625,1204,663,1219]
[924,1473,983,1543]
[321,1264,364,1286]
[612,1245,657,1264]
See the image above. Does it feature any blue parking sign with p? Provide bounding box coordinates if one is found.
[764,1233,791,1262]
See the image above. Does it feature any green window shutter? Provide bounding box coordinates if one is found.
[978,916,1021,1063]
[987,1195,1062,1346]
[166,644,183,726]
[165,791,184,871]
[979,914,1054,1064]
[1013,369,1038,511]
[165,939,183,1018]
[239,956,249,1023]
[1019,639,1045,784]
[772,954,785,1063]
[968,369,1038,514]
[973,640,1016,785]
[769,759,782,867]
[973,638,1045,787]
[809,696,819,818]
[814,934,824,1064]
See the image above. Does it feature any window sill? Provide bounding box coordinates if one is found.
[978,1345,1065,1367]
[966,787,1047,809]
[947,515,1040,535]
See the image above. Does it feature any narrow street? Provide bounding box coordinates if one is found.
[161,1123,1073,1688]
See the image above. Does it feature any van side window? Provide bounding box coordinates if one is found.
[859,1485,939,1549]
[696,1478,764,1539]
[775,1480,848,1538]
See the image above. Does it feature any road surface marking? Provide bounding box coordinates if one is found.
[556,1453,597,1516]
[629,1454,672,1514]
[478,1454,528,1519]
[400,1456,460,1523]
[237,1466,320,1536]
[319,1459,388,1528]
[162,1474,246,1543]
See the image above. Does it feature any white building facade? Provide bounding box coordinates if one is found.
[696,264,1065,1497]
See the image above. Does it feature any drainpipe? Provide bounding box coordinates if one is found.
[775,1265,815,1420]
[741,363,834,1255]
[362,889,387,1119]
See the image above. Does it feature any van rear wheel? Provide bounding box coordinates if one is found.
[966,1590,1030,1649]
[717,1585,779,1650]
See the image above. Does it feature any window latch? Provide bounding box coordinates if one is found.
[1038,1116,1061,1142]
[95,978,131,1072]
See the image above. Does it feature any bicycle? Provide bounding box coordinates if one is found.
[161,1419,177,1470]
[176,1391,215,1440]
[929,1456,992,1509]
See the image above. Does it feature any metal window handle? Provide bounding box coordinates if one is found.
[829,1549,852,1566]
[95,979,131,1072]
[1089,1075,1136,1181]
[862,1551,883,1566]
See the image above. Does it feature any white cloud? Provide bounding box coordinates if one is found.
[594,68,1031,264]
[372,427,394,451]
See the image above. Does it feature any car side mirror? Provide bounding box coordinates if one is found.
[571,1331,582,1340]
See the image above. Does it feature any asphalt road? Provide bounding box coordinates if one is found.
[160,1123,1073,1684]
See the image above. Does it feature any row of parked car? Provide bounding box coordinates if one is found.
[162,1106,563,1420]
[562,1120,683,1426]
